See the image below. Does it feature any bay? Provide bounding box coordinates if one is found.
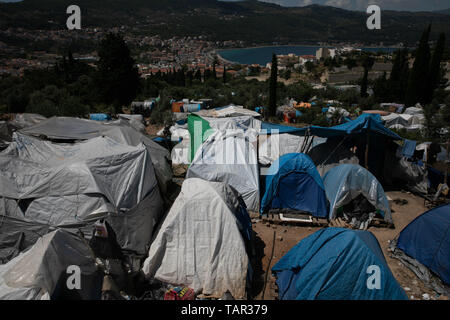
[217,45,399,66]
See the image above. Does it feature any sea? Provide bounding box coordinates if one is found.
[217,46,400,66]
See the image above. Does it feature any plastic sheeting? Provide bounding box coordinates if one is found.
[142,178,250,299]
[307,138,359,177]
[261,153,328,218]
[272,228,408,300]
[0,132,163,255]
[396,205,450,285]
[18,116,172,194]
[0,230,99,300]
[323,164,392,222]
[187,129,260,212]
[9,113,46,129]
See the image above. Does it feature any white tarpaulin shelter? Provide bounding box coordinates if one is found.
[142,178,249,299]
[0,230,98,300]
[194,105,261,119]
[169,124,191,165]
[0,132,163,256]
[19,116,172,193]
[186,129,260,211]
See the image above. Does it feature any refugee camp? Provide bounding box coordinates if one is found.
[0,0,449,303]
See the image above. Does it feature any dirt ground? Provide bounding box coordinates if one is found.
[250,191,448,300]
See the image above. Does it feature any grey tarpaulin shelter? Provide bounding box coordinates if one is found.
[19,116,172,194]
[0,131,164,257]
[143,178,250,299]
[0,230,100,300]
[186,129,260,211]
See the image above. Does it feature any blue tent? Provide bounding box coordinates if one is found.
[260,153,328,218]
[272,228,408,300]
[396,204,450,284]
[323,164,392,222]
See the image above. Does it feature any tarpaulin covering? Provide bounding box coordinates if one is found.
[187,129,260,211]
[272,228,408,300]
[0,230,100,300]
[90,113,111,121]
[0,132,163,255]
[308,114,401,140]
[261,153,328,218]
[142,178,250,299]
[18,116,172,193]
[9,113,46,129]
[402,139,417,158]
[307,138,360,177]
[396,204,450,284]
[188,114,213,162]
[323,164,392,222]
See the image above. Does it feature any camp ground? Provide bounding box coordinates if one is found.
[0,107,448,301]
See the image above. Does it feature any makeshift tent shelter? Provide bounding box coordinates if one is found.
[0,132,164,257]
[261,153,328,218]
[0,230,101,300]
[323,164,392,228]
[187,107,261,162]
[19,116,172,193]
[142,178,251,299]
[391,205,449,294]
[307,137,360,177]
[272,228,408,300]
[258,122,327,166]
[9,113,46,129]
[187,129,260,211]
[283,114,402,181]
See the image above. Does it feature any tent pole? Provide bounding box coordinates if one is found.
[445,140,449,185]
[365,130,370,170]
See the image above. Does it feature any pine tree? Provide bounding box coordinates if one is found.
[268,53,278,117]
[97,33,140,113]
[405,25,431,106]
[425,32,446,104]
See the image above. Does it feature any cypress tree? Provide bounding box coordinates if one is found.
[223,66,227,84]
[425,32,446,104]
[405,25,431,106]
[268,53,278,117]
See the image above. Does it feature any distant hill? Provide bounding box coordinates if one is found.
[0,0,449,45]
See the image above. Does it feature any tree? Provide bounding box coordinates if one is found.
[405,25,431,106]
[223,66,227,84]
[360,55,374,98]
[268,53,278,117]
[388,48,409,102]
[96,33,140,113]
[425,32,446,104]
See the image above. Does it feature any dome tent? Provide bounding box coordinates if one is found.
[272,228,408,300]
[391,204,449,293]
[260,153,328,218]
[142,178,252,299]
[323,164,392,228]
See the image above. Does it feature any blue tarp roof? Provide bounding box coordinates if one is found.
[323,164,392,221]
[272,228,408,300]
[262,114,401,140]
[261,122,306,134]
[261,153,328,217]
[308,114,401,140]
[397,204,450,284]
[402,139,417,158]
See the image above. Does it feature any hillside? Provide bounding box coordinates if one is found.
[0,0,449,45]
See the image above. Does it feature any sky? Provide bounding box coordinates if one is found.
[224,0,450,12]
[0,0,449,12]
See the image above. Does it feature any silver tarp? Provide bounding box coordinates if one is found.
[0,132,164,257]
[19,116,172,194]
